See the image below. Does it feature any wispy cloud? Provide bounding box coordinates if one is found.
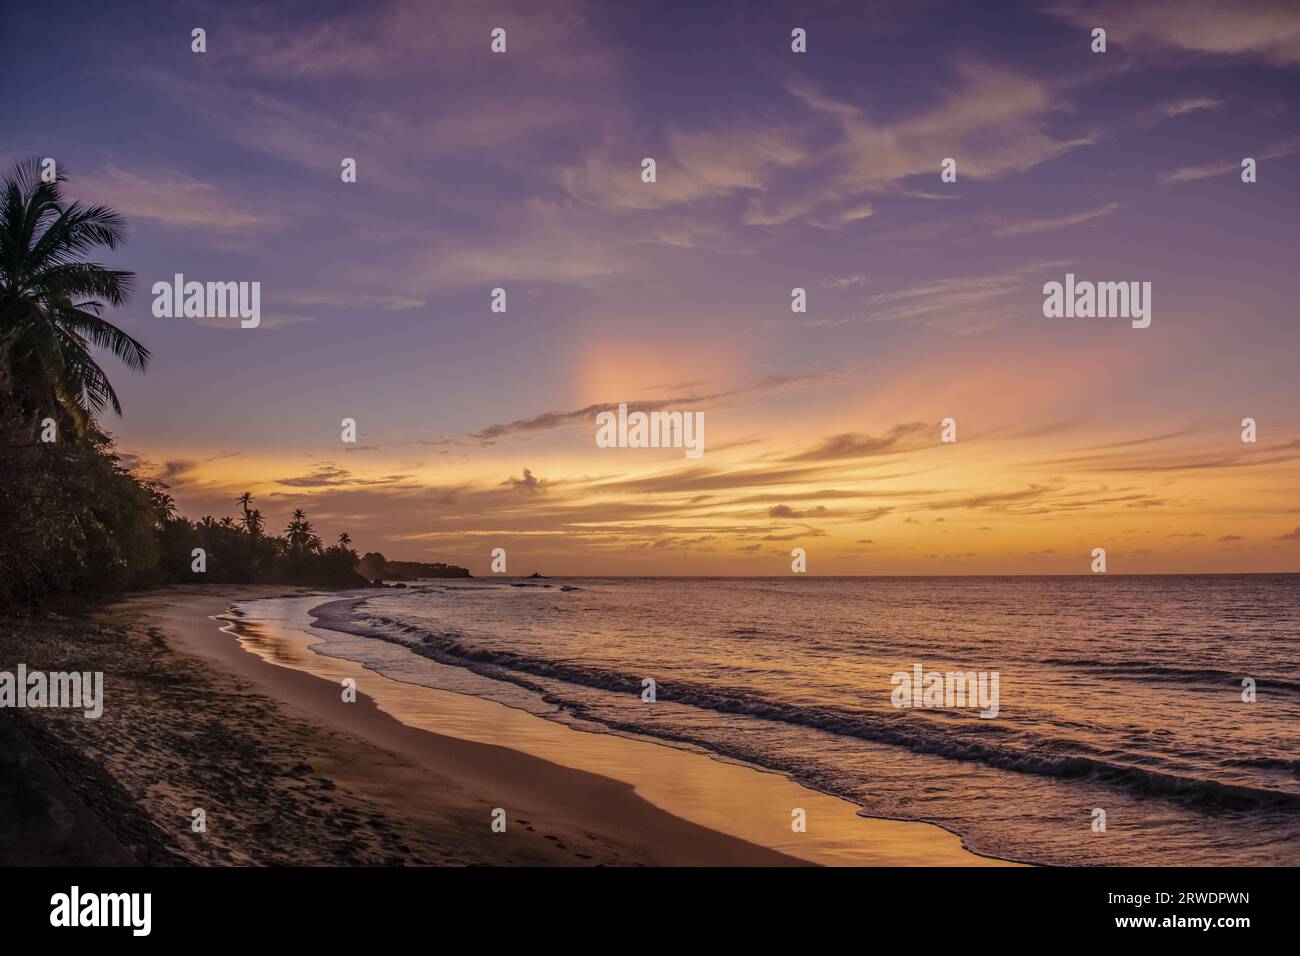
[783,423,930,462]
[196,312,317,332]
[560,127,809,211]
[558,60,1096,231]
[865,260,1072,330]
[1158,137,1300,183]
[276,465,411,488]
[993,202,1122,237]
[1050,0,1300,65]
[469,372,840,444]
[78,164,275,231]
[1140,96,1224,125]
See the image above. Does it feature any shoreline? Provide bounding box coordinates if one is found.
[4,584,1018,866]
[165,586,800,865]
[225,588,1014,866]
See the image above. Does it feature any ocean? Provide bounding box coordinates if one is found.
[305,575,1300,865]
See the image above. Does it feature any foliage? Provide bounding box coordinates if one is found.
[0,160,369,607]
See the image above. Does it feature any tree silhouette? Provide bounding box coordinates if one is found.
[0,158,147,432]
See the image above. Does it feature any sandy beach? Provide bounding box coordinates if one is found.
[2,585,1014,866]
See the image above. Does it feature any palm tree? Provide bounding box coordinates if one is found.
[337,532,352,548]
[151,486,177,523]
[0,159,148,432]
[237,493,258,535]
[285,509,313,551]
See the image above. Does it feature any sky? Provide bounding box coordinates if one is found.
[3,0,1300,575]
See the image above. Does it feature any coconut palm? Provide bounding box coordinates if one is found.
[237,493,260,535]
[285,509,314,551]
[337,532,352,548]
[0,159,147,431]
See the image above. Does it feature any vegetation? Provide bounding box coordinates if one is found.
[156,493,368,590]
[356,553,472,582]
[0,160,369,607]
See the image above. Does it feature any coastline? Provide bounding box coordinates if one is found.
[3,584,1017,866]
[219,587,1016,865]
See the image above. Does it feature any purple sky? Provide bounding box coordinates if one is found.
[4,0,1300,574]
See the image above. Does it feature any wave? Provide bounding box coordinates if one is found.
[310,597,1300,813]
[1040,657,1300,694]
[1223,756,1300,776]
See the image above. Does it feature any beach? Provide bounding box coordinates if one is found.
[321,575,1299,866]
[0,585,1007,866]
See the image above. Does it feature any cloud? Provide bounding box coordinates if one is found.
[865,260,1071,330]
[472,401,662,443]
[559,127,809,211]
[77,164,274,231]
[137,0,624,198]
[784,423,930,462]
[1050,0,1300,65]
[558,61,1093,230]
[1076,430,1197,451]
[1278,527,1300,541]
[222,0,614,83]
[196,312,317,331]
[993,202,1122,237]
[502,468,548,494]
[767,504,828,518]
[789,61,1095,192]
[281,292,426,312]
[134,453,242,490]
[167,429,1280,571]
[1218,534,1245,542]
[156,459,198,481]
[822,274,871,289]
[425,208,630,286]
[1035,437,1300,474]
[470,372,839,444]
[276,466,410,488]
[1141,97,1224,125]
[1158,137,1300,183]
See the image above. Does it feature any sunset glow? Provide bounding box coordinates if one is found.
[5,0,1298,575]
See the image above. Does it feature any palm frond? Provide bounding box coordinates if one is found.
[0,158,141,424]
[55,305,149,372]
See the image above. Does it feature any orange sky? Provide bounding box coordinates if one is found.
[130,336,1300,575]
